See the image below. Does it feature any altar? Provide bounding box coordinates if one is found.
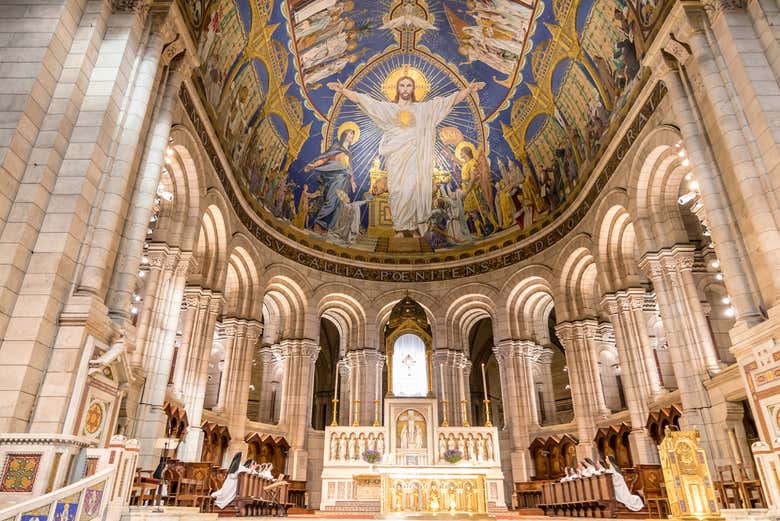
[319,397,506,516]
[319,297,507,518]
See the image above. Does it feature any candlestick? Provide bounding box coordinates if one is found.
[373,399,380,427]
[481,362,488,401]
[353,400,360,427]
[439,363,446,402]
[331,398,339,426]
[461,400,470,427]
[334,361,340,399]
[483,399,492,427]
[441,399,449,427]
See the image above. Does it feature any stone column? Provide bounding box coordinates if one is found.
[528,347,557,425]
[657,60,761,327]
[345,350,362,425]
[432,349,459,426]
[129,250,191,468]
[640,255,722,466]
[361,350,385,425]
[555,320,610,458]
[493,340,540,482]
[454,353,472,426]
[674,12,780,298]
[107,52,193,320]
[277,338,319,480]
[337,361,350,426]
[219,319,262,456]
[256,346,282,424]
[176,289,222,461]
[78,21,169,298]
[601,291,661,463]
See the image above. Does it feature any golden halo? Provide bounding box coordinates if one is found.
[455,140,476,159]
[337,121,360,143]
[381,65,431,101]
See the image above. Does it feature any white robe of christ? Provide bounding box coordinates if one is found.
[355,92,459,233]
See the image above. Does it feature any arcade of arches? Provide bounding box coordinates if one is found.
[4,0,780,518]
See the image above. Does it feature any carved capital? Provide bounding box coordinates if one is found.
[703,0,746,20]
[664,40,692,66]
[111,0,151,13]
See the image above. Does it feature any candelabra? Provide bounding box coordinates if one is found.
[441,399,449,427]
[461,400,470,427]
[330,398,339,426]
[373,399,380,426]
[483,399,492,427]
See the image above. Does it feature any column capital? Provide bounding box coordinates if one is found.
[702,0,746,21]
[278,338,320,361]
[111,0,152,13]
[245,320,263,342]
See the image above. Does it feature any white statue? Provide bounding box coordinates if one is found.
[400,411,423,449]
[330,433,339,460]
[485,434,494,461]
[338,434,347,460]
[378,434,385,454]
[466,435,475,461]
[475,435,485,462]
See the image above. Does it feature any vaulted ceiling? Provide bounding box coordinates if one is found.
[180,0,669,265]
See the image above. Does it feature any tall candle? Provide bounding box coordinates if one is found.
[439,363,446,401]
[376,361,380,401]
[481,362,488,401]
[334,361,339,399]
[459,364,465,403]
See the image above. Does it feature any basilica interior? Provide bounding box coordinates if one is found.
[2,0,780,520]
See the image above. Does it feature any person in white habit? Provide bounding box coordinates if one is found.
[606,455,644,511]
[212,454,256,510]
[328,74,484,238]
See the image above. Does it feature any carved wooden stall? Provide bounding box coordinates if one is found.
[646,404,682,445]
[201,421,231,466]
[163,401,189,441]
[245,432,290,477]
[594,423,632,469]
[529,434,579,480]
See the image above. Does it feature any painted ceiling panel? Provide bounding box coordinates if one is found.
[181,0,670,264]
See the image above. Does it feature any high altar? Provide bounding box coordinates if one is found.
[319,297,506,517]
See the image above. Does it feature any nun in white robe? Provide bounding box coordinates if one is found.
[606,456,644,511]
[212,454,253,510]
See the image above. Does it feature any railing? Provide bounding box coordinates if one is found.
[436,427,498,464]
[0,436,138,521]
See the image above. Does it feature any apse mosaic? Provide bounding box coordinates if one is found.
[183,0,670,259]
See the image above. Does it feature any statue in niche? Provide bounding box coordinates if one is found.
[358,433,366,458]
[330,433,339,460]
[378,433,385,454]
[466,435,475,461]
[485,434,493,461]
[368,433,376,451]
[475,435,485,462]
[398,410,424,449]
[338,434,347,460]
[348,434,356,460]
[438,435,446,458]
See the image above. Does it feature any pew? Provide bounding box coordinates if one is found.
[540,474,618,518]
[216,473,291,517]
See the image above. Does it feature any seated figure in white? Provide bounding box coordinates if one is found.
[211,454,256,510]
[606,456,644,511]
[580,460,595,477]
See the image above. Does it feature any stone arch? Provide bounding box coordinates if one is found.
[556,235,601,322]
[192,190,231,289]
[443,286,499,352]
[628,125,689,252]
[500,265,556,342]
[593,189,642,293]
[375,290,440,349]
[261,266,311,341]
[164,125,206,251]
[316,289,368,354]
[223,236,263,320]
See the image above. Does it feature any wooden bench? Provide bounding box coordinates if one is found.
[217,473,291,517]
[540,474,618,518]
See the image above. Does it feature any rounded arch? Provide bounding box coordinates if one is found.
[192,189,231,289]
[164,125,206,251]
[593,189,642,293]
[316,289,368,354]
[556,234,600,322]
[223,236,263,320]
[628,125,690,252]
[500,265,556,342]
[375,290,440,349]
[261,266,311,341]
[443,286,498,352]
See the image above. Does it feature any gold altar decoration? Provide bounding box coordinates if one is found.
[355,474,382,501]
[658,427,723,521]
[381,475,489,518]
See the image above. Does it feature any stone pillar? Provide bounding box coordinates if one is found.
[337,361,350,426]
[555,320,610,458]
[107,52,192,320]
[256,346,282,424]
[602,291,661,463]
[640,254,722,467]
[176,289,222,461]
[344,350,361,425]
[454,353,472,426]
[219,319,262,456]
[528,347,557,425]
[361,350,385,425]
[129,249,191,468]
[277,338,319,480]
[657,61,762,327]
[77,22,168,298]
[673,10,780,299]
[493,340,540,482]
[432,349,459,426]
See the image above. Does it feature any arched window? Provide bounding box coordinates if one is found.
[392,333,428,397]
